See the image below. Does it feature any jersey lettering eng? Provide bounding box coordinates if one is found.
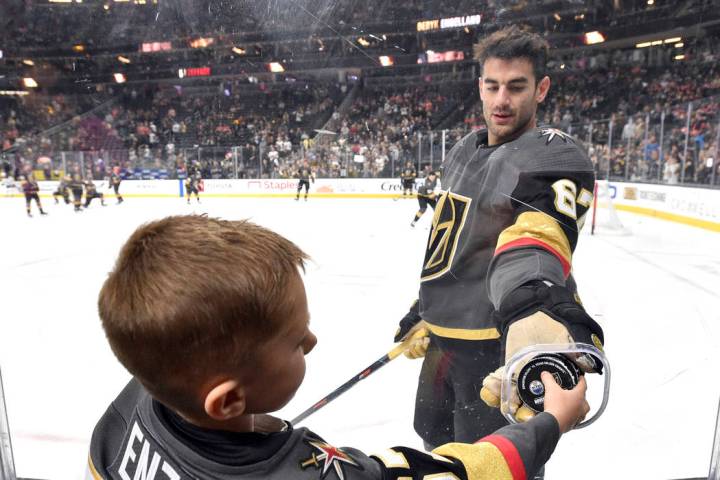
[419,128,595,339]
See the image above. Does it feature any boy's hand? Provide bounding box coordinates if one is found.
[541,371,589,434]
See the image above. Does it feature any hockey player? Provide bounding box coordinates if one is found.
[52,175,71,205]
[295,161,315,201]
[185,172,201,204]
[399,161,416,198]
[84,179,106,208]
[21,174,47,217]
[393,26,606,460]
[69,174,85,212]
[410,171,438,227]
[88,215,590,480]
[108,167,123,204]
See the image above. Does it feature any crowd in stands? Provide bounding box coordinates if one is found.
[2,29,720,187]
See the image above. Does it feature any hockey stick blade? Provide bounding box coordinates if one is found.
[290,337,415,425]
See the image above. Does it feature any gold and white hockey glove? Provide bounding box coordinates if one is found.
[480,281,604,419]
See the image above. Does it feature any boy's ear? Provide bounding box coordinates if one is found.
[204,380,247,421]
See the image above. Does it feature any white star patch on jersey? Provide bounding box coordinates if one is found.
[539,128,574,145]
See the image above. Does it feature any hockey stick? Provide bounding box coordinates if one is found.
[291,334,418,425]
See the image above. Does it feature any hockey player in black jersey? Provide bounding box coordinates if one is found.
[53,175,71,205]
[108,167,123,204]
[393,26,606,464]
[185,172,201,204]
[399,161,416,198]
[411,171,438,227]
[88,215,589,480]
[21,174,47,217]
[295,161,315,201]
[84,179,106,207]
[69,174,85,212]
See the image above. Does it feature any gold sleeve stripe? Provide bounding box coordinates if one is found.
[87,455,103,480]
[432,442,516,480]
[425,321,500,341]
[495,211,572,277]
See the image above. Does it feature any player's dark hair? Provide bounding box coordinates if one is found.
[473,25,549,82]
[98,215,308,416]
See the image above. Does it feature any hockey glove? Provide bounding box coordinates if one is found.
[394,300,430,359]
[480,281,604,417]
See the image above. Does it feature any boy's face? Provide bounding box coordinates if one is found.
[243,273,317,413]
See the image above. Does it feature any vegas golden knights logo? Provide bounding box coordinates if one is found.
[421,191,471,281]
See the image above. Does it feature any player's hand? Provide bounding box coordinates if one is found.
[398,321,430,359]
[542,372,589,433]
[394,301,430,359]
[480,281,604,413]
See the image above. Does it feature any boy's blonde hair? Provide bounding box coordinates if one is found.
[98,215,307,415]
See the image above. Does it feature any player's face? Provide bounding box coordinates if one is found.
[243,273,317,413]
[479,57,550,146]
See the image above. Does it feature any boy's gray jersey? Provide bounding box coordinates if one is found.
[87,379,561,480]
[87,379,382,480]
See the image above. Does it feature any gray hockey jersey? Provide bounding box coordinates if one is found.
[86,378,561,479]
[419,128,595,339]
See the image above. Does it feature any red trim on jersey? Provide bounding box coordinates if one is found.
[477,434,527,480]
[495,238,571,277]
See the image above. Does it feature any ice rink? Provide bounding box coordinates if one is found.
[2,194,719,480]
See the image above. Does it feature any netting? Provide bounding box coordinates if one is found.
[590,180,631,236]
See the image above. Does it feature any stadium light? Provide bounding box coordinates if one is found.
[23,78,38,88]
[268,62,285,73]
[379,56,394,67]
[584,31,605,45]
[113,73,126,83]
[117,55,131,64]
[190,38,214,49]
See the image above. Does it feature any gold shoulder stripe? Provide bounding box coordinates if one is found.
[495,211,572,273]
[433,442,514,480]
[425,322,500,340]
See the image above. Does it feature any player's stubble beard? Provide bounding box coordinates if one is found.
[483,91,539,146]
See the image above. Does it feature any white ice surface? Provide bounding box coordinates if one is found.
[1,196,719,479]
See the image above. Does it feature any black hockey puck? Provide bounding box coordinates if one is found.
[517,354,581,413]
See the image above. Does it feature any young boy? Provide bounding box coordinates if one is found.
[88,215,589,480]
